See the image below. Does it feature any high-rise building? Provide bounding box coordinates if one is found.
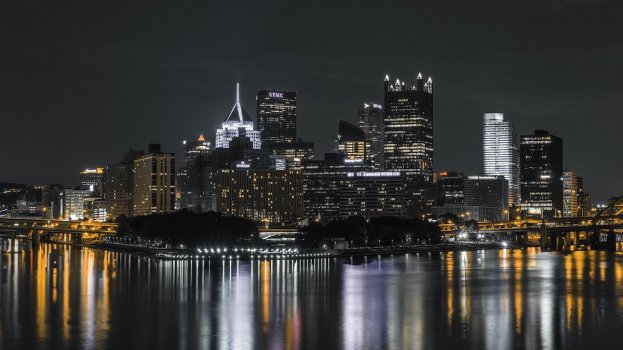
[357,103,384,169]
[383,73,433,182]
[336,120,367,162]
[42,184,64,219]
[63,187,90,220]
[301,153,369,222]
[482,113,519,206]
[106,149,144,220]
[133,144,176,216]
[383,73,434,217]
[436,171,465,206]
[339,171,408,219]
[83,197,107,222]
[256,89,297,143]
[563,171,592,218]
[464,175,509,221]
[215,83,262,150]
[520,130,563,219]
[263,139,315,169]
[80,168,105,197]
[177,134,216,213]
[215,169,303,226]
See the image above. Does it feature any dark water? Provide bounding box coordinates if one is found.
[2,243,623,349]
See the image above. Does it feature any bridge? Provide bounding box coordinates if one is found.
[0,217,117,244]
[439,196,623,251]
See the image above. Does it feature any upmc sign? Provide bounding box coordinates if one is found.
[268,91,283,99]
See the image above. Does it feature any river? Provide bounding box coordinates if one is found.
[1,242,623,349]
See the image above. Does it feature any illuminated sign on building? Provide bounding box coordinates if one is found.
[268,92,284,99]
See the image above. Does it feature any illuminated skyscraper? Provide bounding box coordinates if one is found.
[383,73,433,181]
[133,144,176,216]
[105,149,144,220]
[482,113,519,206]
[383,73,434,216]
[257,89,297,143]
[80,167,105,196]
[336,120,366,162]
[215,83,261,150]
[357,103,384,169]
[520,130,563,219]
[177,134,215,212]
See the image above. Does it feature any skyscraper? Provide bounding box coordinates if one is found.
[339,171,408,219]
[383,73,434,216]
[336,120,366,162]
[256,89,297,143]
[133,144,176,216]
[177,134,216,213]
[215,169,303,226]
[482,113,519,206]
[80,168,105,197]
[520,130,563,219]
[357,103,384,169]
[215,83,262,150]
[105,149,144,220]
[563,170,592,218]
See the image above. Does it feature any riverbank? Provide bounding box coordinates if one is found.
[85,240,537,260]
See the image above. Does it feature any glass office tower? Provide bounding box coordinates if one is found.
[482,113,519,206]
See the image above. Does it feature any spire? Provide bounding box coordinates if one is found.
[384,74,390,81]
[223,82,253,124]
[198,133,205,142]
[236,82,243,122]
[417,72,423,80]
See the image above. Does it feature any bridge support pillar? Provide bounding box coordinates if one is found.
[606,231,617,252]
[73,234,82,245]
[32,231,40,247]
[539,224,549,250]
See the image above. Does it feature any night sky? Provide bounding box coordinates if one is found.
[1,0,621,202]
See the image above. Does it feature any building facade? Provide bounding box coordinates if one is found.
[339,171,408,219]
[262,140,315,169]
[383,73,433,182]
[215,83,261,150]
[63,188,90,220]
[482,113,519,206]
[106,149,143,220]
[563,171,592,217]
[464,175,509,221]
[215,169,303,226]
[302,153,369,222]
[133,144,176,216]
[357,103,384,169]
[436,171,465,206]
[177,134,216,212]
[383,73,434,216]
[520,130,563,219]
[80,168,105,197]
[256,89,297,143]
[336,120,367,162]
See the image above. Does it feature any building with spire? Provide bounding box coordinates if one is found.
[357,103,384,170]
[215,83,262,150]
[383,72,434,216]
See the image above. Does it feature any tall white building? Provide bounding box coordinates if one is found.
[215,83,262,150]
[482,113,519,206]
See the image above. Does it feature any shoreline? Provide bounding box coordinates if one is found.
[84,240,538,260]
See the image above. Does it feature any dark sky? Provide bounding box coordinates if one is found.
[1,0,622,202]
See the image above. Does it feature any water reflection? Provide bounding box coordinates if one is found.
[2,244,623,349]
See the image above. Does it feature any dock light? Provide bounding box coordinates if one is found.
[210,248,215,253]
[217,248,221,253]
[502,242,508,248]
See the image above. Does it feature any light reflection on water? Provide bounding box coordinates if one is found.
[2,244,623,349]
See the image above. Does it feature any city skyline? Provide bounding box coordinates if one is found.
[2,1,622,202]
